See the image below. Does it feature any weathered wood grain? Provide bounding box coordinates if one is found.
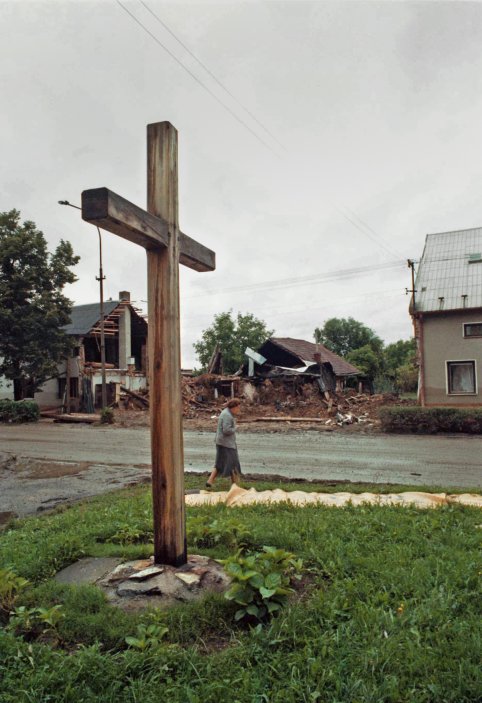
[81,121,216,567]
[82,188,215,272]
[147,122,187,566]
[82,188,169,250]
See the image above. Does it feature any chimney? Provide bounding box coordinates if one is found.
[314,352,322,365]
[119,291,130,302]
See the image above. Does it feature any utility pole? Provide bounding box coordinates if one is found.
[59,200,107,411]
[96,226,107,410]
[407,259,417,312]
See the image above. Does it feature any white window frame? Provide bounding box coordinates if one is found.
[445,359,477,395]
[463,322,482,338]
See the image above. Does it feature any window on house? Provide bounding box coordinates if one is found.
[447,361,476,394]
[464,322,482,338]
[70,378,79,398]
[58,378,66,400]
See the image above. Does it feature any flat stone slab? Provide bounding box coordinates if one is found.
[54,555,230,611]
[128,565,165,580]
[55,557,123,585]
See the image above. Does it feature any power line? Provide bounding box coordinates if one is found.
[343,205,405,259]
[183,287,404,323]
[115,0,281,157]
[186,259,405,299]
[334,205,402,260]
[138,0,284,150]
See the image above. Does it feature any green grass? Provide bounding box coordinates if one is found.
[0,481,480,703]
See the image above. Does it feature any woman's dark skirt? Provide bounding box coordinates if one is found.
[215,444,242,478]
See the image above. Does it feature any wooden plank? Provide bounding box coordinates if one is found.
[82,187,215,272]
[120,385,149,407]
[239,416,327,423]
[81,187,169,250]
[179,231,215,272]
[53,413,97,424]
[147,121,187,567]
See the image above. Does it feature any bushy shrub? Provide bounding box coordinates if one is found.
[379,406,482,434]
[100,407,114,424]
[0,399,39,423]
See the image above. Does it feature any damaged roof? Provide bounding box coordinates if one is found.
[260,337,360,377]
[64,300,121,336]
[414,227,482,313]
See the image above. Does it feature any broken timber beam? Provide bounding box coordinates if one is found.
[239,416,326,423]
[120,386,150,407]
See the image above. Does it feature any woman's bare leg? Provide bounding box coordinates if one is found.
[207,468,218,486]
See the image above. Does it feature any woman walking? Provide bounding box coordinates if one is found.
[206,398,242,489]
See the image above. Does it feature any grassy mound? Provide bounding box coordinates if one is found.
[0,481,480,702]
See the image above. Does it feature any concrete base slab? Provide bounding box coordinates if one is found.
[55,557,123,585]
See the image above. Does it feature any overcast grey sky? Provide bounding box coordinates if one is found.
[2,0,482,366]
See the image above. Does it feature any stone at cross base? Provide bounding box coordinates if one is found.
[81,121,215,567]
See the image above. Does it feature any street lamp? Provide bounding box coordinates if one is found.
[58,200,107,411]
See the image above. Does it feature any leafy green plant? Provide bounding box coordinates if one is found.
[125,623,169,651]
[0,568,29,620]
[100,407,114,424]
[107,524,153,545]
[188,516,254,550]
[0,399,39,423]
[7,604,65,638]
[222,546,303,623]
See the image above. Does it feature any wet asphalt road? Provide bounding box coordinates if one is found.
[0,421,481,488]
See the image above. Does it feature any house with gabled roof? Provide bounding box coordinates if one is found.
[0,291,148,409]
[255,336,359,391]
[411,227,482,406]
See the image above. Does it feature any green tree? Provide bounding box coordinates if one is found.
[0,210,79,399]
[383,338,418,391]
[194,311,273,374]
[346,344,381,382]
[314,317,383,357]
[395,363,418,393]
[384,338,416,377]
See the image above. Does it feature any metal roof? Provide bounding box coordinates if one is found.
[64,300,121,335]
[414,227,482,313]
[266,337,360,377]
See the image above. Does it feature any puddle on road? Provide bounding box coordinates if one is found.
[18,460,92,479]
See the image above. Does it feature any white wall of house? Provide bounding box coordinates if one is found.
[118,305,131,369]
[0,375,14,401]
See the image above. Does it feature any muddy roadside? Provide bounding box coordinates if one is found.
[0,451,152,523]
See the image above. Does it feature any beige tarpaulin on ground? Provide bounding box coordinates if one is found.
[186,484,482,509]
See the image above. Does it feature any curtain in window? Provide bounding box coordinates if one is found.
[449,362,475,393]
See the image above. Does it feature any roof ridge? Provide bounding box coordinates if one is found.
[426,226,482,237]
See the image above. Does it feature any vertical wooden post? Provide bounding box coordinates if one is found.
[65,357,71,414]
[147,122,186,566]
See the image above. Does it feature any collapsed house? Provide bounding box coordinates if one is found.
[179,337,377,424]
[35,291,147,410]
[246,337,359,392]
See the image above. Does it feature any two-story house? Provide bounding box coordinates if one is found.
[411,227,482,406]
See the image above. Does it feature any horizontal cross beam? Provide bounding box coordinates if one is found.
[81,187,215,272]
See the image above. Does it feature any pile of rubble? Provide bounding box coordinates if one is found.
[119,375,406,427]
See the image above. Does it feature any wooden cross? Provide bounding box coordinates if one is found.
[81,122,215,566]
